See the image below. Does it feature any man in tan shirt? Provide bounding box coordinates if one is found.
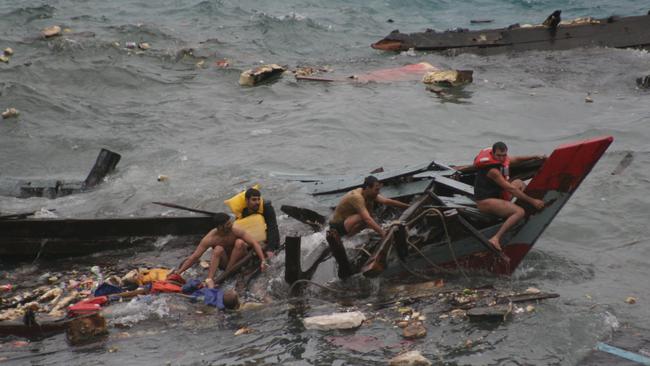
[329,176,409,238]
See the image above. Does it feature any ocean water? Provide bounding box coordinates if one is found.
[1,1,650,364]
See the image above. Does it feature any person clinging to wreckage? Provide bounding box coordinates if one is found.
[473,141,546,251]
[172,214,268,288]
[238,188,280,258]
[329,175,410,239]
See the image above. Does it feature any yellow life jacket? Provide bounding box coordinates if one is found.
[224,185,267,242]
[233,213,267,242]
[139,268,170,285]
[224,184,264,219]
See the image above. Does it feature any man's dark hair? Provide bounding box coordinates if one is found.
[245,188,261,200]
[362,175,380,189]
[492,141,508,153]
[212,213,231,228]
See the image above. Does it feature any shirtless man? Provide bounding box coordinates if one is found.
[329,175,410,238]
[474,142,545,250]
[174,215,268,288]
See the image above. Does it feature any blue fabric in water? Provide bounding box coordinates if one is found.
[191,288,225,309]
[94,283,123,297]
[182,279,203,294]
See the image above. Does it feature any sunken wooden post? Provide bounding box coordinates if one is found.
[284,236,302,285]
[326,229,354,279]
[83,148,121,188]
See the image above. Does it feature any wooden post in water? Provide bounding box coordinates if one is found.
[83,148,121,188]
[284,236,302,285]
[326,229,354,279]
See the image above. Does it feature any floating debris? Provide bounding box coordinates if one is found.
[402,321,426,339]
[422,70,473,87]
[3,47,14,56]
[41,25,62,38]
[215,59,230,68]
[525,287,541,294]
[526,305,535,313]
[637,75,650,89]
[157,175,168,182]
[0,284,12,292]
[234,327,254,336]
[66,312,109,345]
[125,42,137,49]
[0,55,8,63]
[138,42,150,50]
[611,152,634,175]
[625,296,637,304]
[2,108,19,119]
[303,311,366,330]
[389,350,432,366]
[471,19,494,24]
[239,64,286,86]
[467,303,512,321]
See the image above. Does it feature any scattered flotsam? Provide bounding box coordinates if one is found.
[2,108,19,119]
[239,64,286,86]
[41,25,62,38]
[422,70,474,87]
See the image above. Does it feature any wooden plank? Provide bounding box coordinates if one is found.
[309,161,436,195]
[372,14,650,54]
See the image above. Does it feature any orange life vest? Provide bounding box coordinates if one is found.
[474,148,512,201]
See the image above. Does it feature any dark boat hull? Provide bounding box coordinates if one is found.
[372,14,650,54]
[0,216,215,258]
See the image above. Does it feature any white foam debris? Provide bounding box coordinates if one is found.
[107,296,170,326]
[303,311,366,330]
[603,311,620,330]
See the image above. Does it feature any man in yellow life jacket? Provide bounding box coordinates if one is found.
[239,188,280,258]
[329,175,410,239]
[473,141,545,251]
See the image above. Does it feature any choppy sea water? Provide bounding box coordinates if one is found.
[1,0,650,364]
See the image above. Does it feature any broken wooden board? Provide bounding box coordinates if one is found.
[466,303,512,321]
[372,13,650,54]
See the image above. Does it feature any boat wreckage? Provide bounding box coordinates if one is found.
[372,11,650,54]
[282,136,613,281]
[0,148,120,199]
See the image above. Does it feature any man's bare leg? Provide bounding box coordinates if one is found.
[206,246,227,288]
[477,198,525,250]
[343,214,367,236]
[225,239,248,271]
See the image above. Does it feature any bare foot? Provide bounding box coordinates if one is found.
[205,278,215,289]
[488,237,502,251]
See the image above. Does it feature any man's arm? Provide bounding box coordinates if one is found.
[232,226,268,271]
[376,195,410,209]
[175,232,214,275]
[509,154,546,165]
[262,202,280,252]
[487,169,545,210]
[358,207,385,238]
